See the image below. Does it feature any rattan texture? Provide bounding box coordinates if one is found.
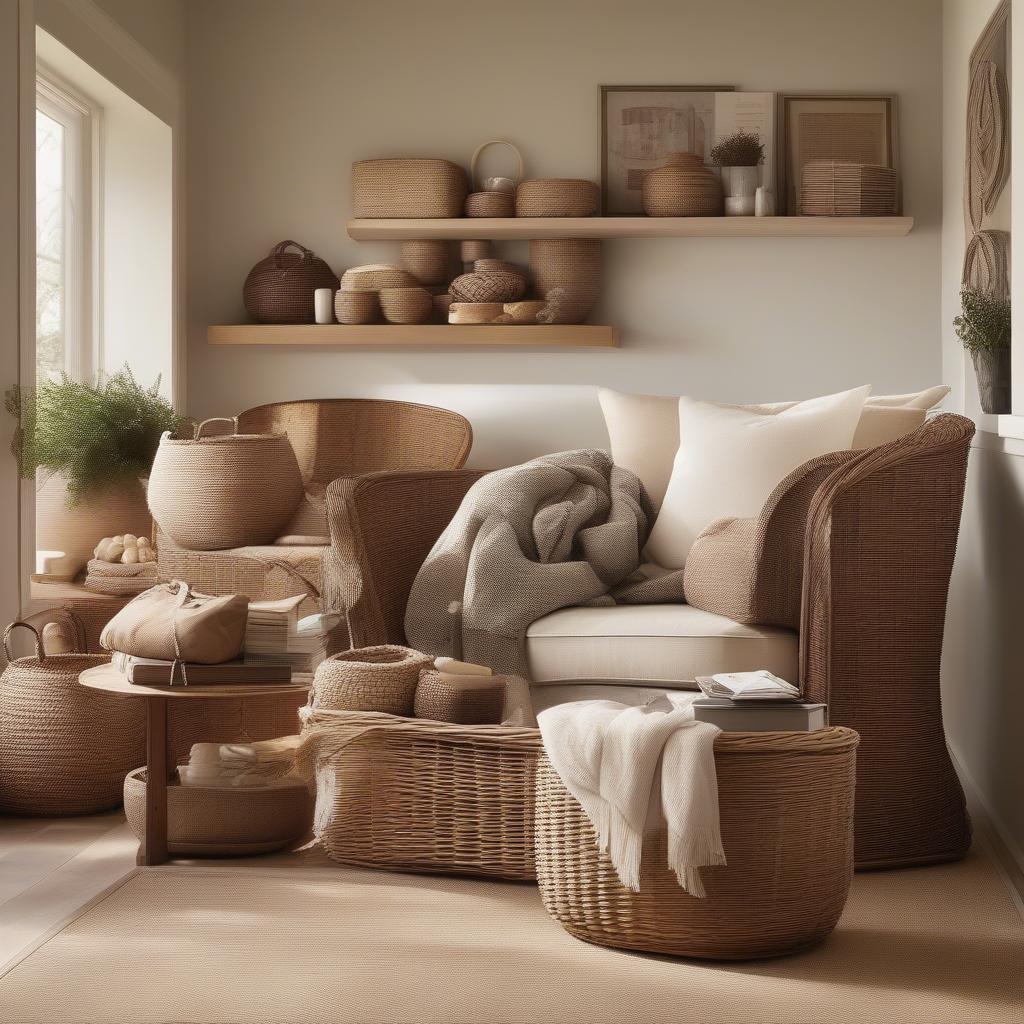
[643,153,724,217]
[334,289,379,324]
[399,240,450,286]
[352,158,468,218]
[465,191,514,217]
[529,238,602,324]
[516,179,599,217]
[243,241,339,324]
[299,707,543,879]
[460,239,491,264]
[340,264,417,291]
[449,271,526,303]
[800,161,898,216]
[535,728,858,959]
[0,621,146,816]
[413,669,506,725]
[961,228,1010,300]
[123,768,314,856]
[310,645,431,716]
[495,300,546,324]
[473,259,526,277]
[379,287,433,324]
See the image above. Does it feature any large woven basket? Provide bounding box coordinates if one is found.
[0,621,146,816]
[352,158,468,218]
[529,238,602,324]
[298,707,543,879]
[310,645,431,716]
[147,417,303,550]
[535,728,858,960]
[243,240,339,324]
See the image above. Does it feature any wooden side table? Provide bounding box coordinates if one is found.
[79,663,310,866]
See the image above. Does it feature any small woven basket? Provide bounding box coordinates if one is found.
[399,240,450,286]
[340,264,417,291]
[414,669,506,725]
[535,728,858,960]
[516,179,599,217]
[352,158,468,218]
[298,707,543,879]
[243,241,340,324]
[334,288,379,324]
[311,646,432,716]
[449,271,526,304]
[460,239,491,265]
[473,258,526,277]
[379,286,433,324]
[465,191,515,218]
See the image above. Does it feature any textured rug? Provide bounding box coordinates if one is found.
[0,848,1021,1023]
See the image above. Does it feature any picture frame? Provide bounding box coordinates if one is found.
[776,93,900,215]
[599,85,734,215]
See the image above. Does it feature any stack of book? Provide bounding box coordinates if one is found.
[243,594,336,681]
[112,652,292,686]
[693,670,826,731]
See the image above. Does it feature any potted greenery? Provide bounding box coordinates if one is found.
[710,130,765,212]
[6,369,184,579]
[953,288,1011,414]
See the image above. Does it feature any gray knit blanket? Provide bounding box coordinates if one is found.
[404,449,685,677]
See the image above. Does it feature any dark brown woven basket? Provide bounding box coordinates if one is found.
[243,240,340,324]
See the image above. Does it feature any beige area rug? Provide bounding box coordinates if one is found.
[0,847,1021,1024]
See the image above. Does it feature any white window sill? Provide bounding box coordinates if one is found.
[997,414,1024,440]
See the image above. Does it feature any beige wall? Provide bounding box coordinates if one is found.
[184,0,944,469]
[941,0,1024,867]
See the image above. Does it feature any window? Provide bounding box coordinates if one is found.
[35,69,94,383]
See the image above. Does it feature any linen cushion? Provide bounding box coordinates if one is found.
[644,386,870,569]
[525,604,798,690]
[599,385,950,508]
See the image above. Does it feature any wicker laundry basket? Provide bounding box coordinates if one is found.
[535,727,858,960]
[0,621,146,816]
[310,645,431,716]
[299,707,543,879]
[352,158,468,218]
[243,241,339,324]
[147,417,304,550]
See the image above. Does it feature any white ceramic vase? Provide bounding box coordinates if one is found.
[721,165,760,199]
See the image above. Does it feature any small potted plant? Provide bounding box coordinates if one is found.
[953,288,1011,414]
[6,368,184,580]
[710,131,765,214]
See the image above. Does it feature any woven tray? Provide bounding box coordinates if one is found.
[299,707,543,880]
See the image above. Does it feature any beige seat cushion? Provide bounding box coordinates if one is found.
[526,604,798,690]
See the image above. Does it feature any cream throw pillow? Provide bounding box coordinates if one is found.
[599,385,950,508]
[643,386,871,570]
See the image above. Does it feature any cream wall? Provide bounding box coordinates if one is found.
[184,0,944,469]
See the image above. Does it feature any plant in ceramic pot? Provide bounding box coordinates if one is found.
[710,131,765,215]
[954,288,1010,414]
[6,369,184,580]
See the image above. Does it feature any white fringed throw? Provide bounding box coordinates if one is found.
[538,695,725,897]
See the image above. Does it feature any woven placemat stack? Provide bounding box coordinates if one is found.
[83,559,158,596]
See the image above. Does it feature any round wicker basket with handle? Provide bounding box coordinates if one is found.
[147,417,303,550]
[311,646,432,716]
[243,241,339,324]
[0,620,146,816]
[469,139,524,193]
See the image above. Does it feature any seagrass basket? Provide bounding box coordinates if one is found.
[334,288,379,324]
[465,191,515,217]
[399,240,450,286]
[352,158,468,218]
[379,286,433,324]
[243,241,339,324]
[449,271,526,303]
[310,645,431,716]
[448,302,503,324]
[298,707,543,879]
[516,179,599,217]
[340,264,417,291]
[413,668,506,725]
[0,621,146,816]
[529,238,602,323]
[535,728,858,960]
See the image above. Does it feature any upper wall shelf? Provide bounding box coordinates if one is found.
[347,216,915,241]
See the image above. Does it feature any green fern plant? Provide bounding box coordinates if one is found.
[6,368,184,504]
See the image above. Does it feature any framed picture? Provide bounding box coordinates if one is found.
[600,85,733,215]
[777,94,900,215]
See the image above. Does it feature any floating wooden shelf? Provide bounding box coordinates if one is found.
[207,324,618,348]
[347,215,914,241]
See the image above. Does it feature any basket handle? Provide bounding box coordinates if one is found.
[469,140,524,190]
[271,240,311,268]
[3,621,45,664]
[194,416,240,439]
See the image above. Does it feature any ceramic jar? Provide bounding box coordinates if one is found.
[642,152,723,217]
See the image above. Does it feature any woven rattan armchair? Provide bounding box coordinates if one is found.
[326,414,975,870]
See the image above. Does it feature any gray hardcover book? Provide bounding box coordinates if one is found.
[692,699,827,732]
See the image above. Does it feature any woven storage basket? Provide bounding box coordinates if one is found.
[352,158,468,218]
[460,239,491,265]
[473,259,526,277]
[516,179,599,217]
[529,238,602,324]
[243,241,339,324]
[642,152,723,217]
[124,769,313,856]
[535,727,858,960]
[800,160,898,216]
[299,707,543,879]
[465,191,514,218]
[0,621,146,816]
[449,271,526,304]
[399,240,450,286]
[379,286,433,324]
[414,669,506,725]
[147,417,303,551]
[311,645,431,716]
[340,264,416,291]
[334,288,379,324]
[449,302,503,324]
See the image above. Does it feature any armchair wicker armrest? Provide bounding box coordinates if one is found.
[323,469,483,648]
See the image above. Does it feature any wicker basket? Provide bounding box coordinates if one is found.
[460,240,491,266]
[529,238,602,324]
[334,288,379,324]
[469,139,524,192]
[0,621,146,816]
[535,728,858,960]
[465,191,514,218]
[449,271,526,304]
[243,241,339,324]
[493,299,546,324]
[379,286,433,324]
[124,769,313,856]
[147,417,303,551]
[642,152,723,217]
[414,669,506,725]
[399,240,450,286]
[473,259,525,278]
[299,707,543,879]
[448,302,503,324]
[340,263,416,291]
[311,645,431,716]
[516,179,599,217]
[352,158,468,218]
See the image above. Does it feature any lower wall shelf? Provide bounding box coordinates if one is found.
[207,324,619,348]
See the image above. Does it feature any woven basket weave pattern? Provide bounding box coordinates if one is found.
[399,241,450,286]
[465,191,514,218]
[643,153,723,217]
[352,159,468,218]
[379,287,433,325]
[311,645,431,716]
[413,669,506,725]
[529,238,602,324]
[535,728,858,959]
[516,179,599,217]
[334,289,379,324]
[449,271,526,304]
[243,241,339,324]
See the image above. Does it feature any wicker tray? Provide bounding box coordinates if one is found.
[299,707,543,880]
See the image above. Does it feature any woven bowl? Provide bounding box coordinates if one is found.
[340,264,416,291]
[449,271,526,304]
[311,645,433,716]
[379,286,433,325]
[334,289,379,325]
[449,302,504,324]
[516,179,599,217]
[399,240,450,286]
[465,191,515,218]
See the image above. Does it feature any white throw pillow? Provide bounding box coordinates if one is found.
[599,385,950,508]
[643,386,871,570]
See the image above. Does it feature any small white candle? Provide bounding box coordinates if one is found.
[314,288,335,324]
